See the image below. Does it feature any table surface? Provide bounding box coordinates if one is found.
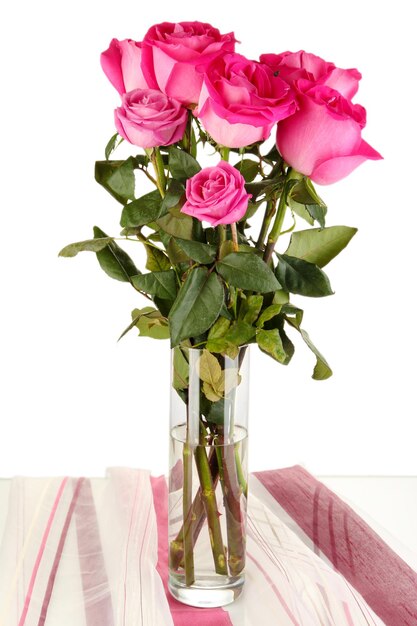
[1,474,416,565]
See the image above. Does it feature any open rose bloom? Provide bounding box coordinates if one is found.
[62,20,384,613]
[114,88,187,148]
[142,22,236,106]
[195,53,297,148]
[261,51,382,184]
[181,161,251,226]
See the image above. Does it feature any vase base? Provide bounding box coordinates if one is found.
[168,574,244,608]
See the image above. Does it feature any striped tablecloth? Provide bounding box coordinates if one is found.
[0,467,416,626]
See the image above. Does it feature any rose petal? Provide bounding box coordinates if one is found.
[311,139,382,185]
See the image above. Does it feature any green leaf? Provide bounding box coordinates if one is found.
[135,310,169,339]
[173,346,189,390]
[288,178,327,228]
[197,350,222,385]
[280,327,295,365]
[219,240,235,260]
[157,207,194,240]
[168,267,224,346]
[225,320,256,345]
[130,307,170,340]
[105,133,123,160]
[306,204,327,229]
[276,254,333,297]
[168,147,201,181]
[174,238,217,264]
[300,329,332,380]
[240,295,263,324]
[257,304,282,328]
[205,338,238,359]
[59,237,114,258]
[256,328,286,363]
[202,381,223,402]
[234,159,259,182]
[131,270,177,300]
[273,290,289,305]
[95,158,136,204]
[145,244,171,271]
[285,226,358,268]
[282,303,304,328]
[161,179,185,213]
[120,190,164,228]
[200,396,226,424]
[166,237,190,264]
[217,252,281,293]
[93,226,139,282]
[289,201,315,226]
[208,317,231,340]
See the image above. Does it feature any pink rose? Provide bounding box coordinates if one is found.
[195,53,297,148]
[114,89,187,149]
[181,161,251,226]
[101,38,149,95]
[276,85,382,185]
[141,21,236,106]
[260,51,361,100]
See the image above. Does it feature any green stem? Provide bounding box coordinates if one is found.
[194,429,228,575]
[263,176,290,264]
[182,440,195,585]
[217,434,246,576]
[263,168,303,263]
[231,222,239,251]
[235,445,248,499]
[217,224,226,255]
[147,147,166,197]
[220,146,230,162]
[256,198,277,251]
[170,448,219,571]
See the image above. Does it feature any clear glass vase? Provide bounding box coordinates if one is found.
[168,345,249,608]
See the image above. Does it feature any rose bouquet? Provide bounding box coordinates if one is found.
[60,21,381,606]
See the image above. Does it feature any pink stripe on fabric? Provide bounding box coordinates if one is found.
[255,466,417,626]
[18,477,69,626]
[37,478,85,626]
[151,475,234,626]
[75,478,114,626]
[343,601,356,626]
[247,551,300,626]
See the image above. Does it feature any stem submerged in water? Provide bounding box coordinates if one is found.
[194,440,228,575]
[170,449,219,571]
[182,441,195,585]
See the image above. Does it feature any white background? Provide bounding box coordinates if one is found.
[0,0,415,477]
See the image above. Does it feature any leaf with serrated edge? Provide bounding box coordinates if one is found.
[120,190,163,228]
[256,328,287,363]
[145,244,171,271]
[285,226,357,268]
[59,238,114,258]
[168,267,224,346]
[197,350,222,386]
[93,226,139,282]
[131,270,177,300]
[257,305,282,328]
[225,321,256,346]
[300,329,332,380]
[208,317,231,340]
[276,254,333,298]
[217,252,280,293]
[203,381,222,402]
[175,238,217,264]
[173,347,189,390]
[241,295,263,324]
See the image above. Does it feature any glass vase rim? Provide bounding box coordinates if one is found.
[171,344,250,353]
